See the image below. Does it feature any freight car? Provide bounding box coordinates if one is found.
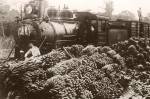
[108,20,150,44]
[74,14,150,45]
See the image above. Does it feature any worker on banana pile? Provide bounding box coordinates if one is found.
[24,42,41,60]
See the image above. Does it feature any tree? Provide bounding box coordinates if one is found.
[0,5,10,15]
[143,13,150,23]
[0,0,5,5]
[104,0,114,19]
[117,10,136,20]
[0,2,10,21]
[6,9,19,21]
[0,1,19,37]
[0,1,10,37]
[0,0,10,15]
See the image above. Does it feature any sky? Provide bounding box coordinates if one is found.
[5,0,150,17]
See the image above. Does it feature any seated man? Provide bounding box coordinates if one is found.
[25,42,41,60]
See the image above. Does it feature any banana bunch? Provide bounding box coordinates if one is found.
[47,58,81,77]
[40,49,68,70]
[81,45,98,56]
[70,45,84,57]
[10,60,41,78]
[0,63,10,82]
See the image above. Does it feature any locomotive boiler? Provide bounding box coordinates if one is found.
[16,19,78,56]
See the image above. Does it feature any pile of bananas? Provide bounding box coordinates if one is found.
[0,49,69,99]
[66,61,124,99]
[0,44,134,99]
[112,38,150,70]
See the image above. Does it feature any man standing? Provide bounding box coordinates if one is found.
[25,42,41,60]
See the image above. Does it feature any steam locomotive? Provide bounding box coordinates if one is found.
[15,0,150,58]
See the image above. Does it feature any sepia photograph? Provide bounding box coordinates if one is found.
[0,0,150,99]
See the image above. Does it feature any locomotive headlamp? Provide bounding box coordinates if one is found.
[24,4,33,15]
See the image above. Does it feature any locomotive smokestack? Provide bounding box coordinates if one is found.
[38,0,48,18]
[20,4,23,21]
[39,0,43,18]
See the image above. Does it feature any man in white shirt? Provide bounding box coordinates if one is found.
[25,42,41,60]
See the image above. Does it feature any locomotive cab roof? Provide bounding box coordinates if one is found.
[74,12,109,21]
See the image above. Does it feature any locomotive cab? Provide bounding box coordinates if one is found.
[75,12,109,46]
